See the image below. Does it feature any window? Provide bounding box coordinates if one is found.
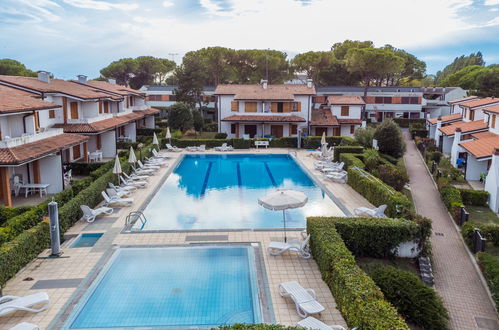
[49,109,55,119]
[290,124,297,135]
[70,102,78,119]
[469,110,475,121]
[129,96,134,107]
[492,115,496,129]
[350,125,355,134]
[231,123,237,134]
[375,97,383,104]
[383,97,392,104]
[410,97,419,104]
[292,102,301,112]
[341,106,349,116]
[231,101,239,111]
[147,95,162,101]
[103,101,109,113]
[401,97,410,104]
[73,144,81,159]
[245,102,257,112]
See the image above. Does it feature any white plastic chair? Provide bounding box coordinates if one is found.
[278,281,325,318]
[297,317,348,330]
[101,191,133,207]
[0,292,50,317]
[354,204,387,218]
[80,205,113,223]
[268,235,311,259]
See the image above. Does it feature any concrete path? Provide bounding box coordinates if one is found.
[403,131,498,329]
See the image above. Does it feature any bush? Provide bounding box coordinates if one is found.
[302,136,358,149]
[377,164,409,191]
[339,153,366,170]
[425,151,442,164]
[393,118,426,128]
[192,109,204,131]
[136,128,163,136]
[156,120,169,128]
[171,138,228,148]
[363,149,381,172]
[168,102,193,131]
[232,138,251,149]
[65,162,105,176]
[477,252,499,311]
[220,325,301,330]
[0,206,34,226]
[367,265,449,329]
[354,127,376,148]
[409,123,428,139]
[462,222,499,247]
[268,137,297,148]
[333,146,364,162]
[203,122,218,132]
[374,119,405,158]
[328,217,420,257]
[439,185,463,212]
[214,132,228,139]
[307,218,408,329]
[460,189,489,206]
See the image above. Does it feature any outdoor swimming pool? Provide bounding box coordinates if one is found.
[65,246,263,329]
[134,154,343,230]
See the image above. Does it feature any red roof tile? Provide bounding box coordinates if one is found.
[310,108,339,126]
[471,131,497,140]
[221,115,306,122]
[427,113,462,124]
[459,135,499,159]
[460,97,499,109]
[77,80,145,97]
[215,84,315,100]
[338,118,362,125]
[327,96,365,105]
[483,105,499,115]
[135,108,160,116]
[0,85,60,114]
[448,96,478,104]
[0,133,88,165]
[439,120,489,136]
[53,112,146,134]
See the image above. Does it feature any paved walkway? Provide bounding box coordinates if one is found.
[403,131,499,329]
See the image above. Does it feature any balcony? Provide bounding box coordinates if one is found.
[67,113,114,124]
[131,104,149,111]
[0,128,65,149]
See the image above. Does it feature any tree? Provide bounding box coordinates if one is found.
[374,119,405,158]
[439,64,499,96]
[174,55,207,108]
[100,58,138,86]
[331,40,374,60]
[475,65,499,97]
[192,109,204,131]
[354,127,376,148]
[291,51,336,85]
[0,59,36,77]
[168,102,193,132]
[435,52,485,83]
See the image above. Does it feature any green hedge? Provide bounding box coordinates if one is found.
[307,217,408,329]
[171,138,230,148]
[302,136,358,149]
[439,185,464,212]
[65,162,105,176]
[232,138,251,149]
[477,252,499,311]
[347,166,413,218]
[0,206,34,226]
[137,128,163,136]
[268,137,297,148]
[330,217,420,258]
[220,325,301,330]
[462,222,499,247]
[393,118,426,128]
[460,189,489,206]
[334,146,364,162]
[367,265,449,329]
[340,153,366,170]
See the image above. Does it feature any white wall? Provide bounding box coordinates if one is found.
[38,107,63,128]
[340,125,356,137]
[442,135,453,154]
[0,114,32,138]
[485,155,499,212]
[466,155,489,181]
[145,116,155,128]
[331,105,362,119]
[101,130,116,157]
[124,122,137,142]
[39,154,63,193]
[87,136,97,153]
[428,125,437,139]
[81,101,99,118]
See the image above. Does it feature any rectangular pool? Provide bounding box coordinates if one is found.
[135,154,343,230]
[70,233,103,248]
[65,246,262,329]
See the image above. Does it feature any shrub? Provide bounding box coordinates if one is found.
[333,146,364,162]
[307,218,408,329]
[377,164,409,191]
[462,222,499,247]
[168,102,193,131]
[302,136,358,149]
[439,185,463,211]
[156,120,169,128]
[477,252,499,311]
[409,125,428,139]
[232,138,251,149]
[367,265,449,329]
[0,206,34,226]
[393,118,426,128]
[460,189,489,206]
[328,217,420,257]
[425,151,442,164]
[136,128,163,136]
[339,153,366,170]
[362,149,381,172]
[220,325,301,330]
[203,122,218,132]
[214,132,228,139]
[171,138,228,148]
[192,109,204,131]
[172,129,182,139]
[268,137,297,148]
[374,119,405,158]
[354,127,376,148]
[65,162,104,176]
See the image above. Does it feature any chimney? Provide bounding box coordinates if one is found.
[77,75,87,83]
[108,78,116,85]
[306,78,313,88]
[435,116,443,147]
[261,80,268,89]
[37,71,50,83]
[451,127,462,166]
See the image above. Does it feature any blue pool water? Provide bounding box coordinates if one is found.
[69,233,103,248]
[67,246,261,329]
[136,154,341,230]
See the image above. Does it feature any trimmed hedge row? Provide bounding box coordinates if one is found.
[477,252,499,311]
[439,184,464,211]
[333,146,364,162]
[347,166,413,218]
[302,136,357,149]
[307,217,408,329]
[367,265,449,329]
[220,325,301,330]
[65,162,105,176]
[460,189,489,206]
[393,118,426,128]
[330,217,420,258]
[462,222,499,247]
[340,153,366,170]
[0,206,34,226]
[137,128,163,136]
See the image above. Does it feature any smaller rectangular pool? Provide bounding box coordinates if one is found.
[70,233,103,248]
[64,246,265,329]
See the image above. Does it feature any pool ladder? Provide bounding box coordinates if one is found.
[125,211,147,228]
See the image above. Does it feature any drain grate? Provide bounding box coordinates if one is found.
[435,232,445,237]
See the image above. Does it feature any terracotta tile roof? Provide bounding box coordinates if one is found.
[459,135,499,159]
[338,118,362,125]
[471,131,497,140]
[221,115,306,122]
[0,133,88,165]
[78,80,145,97]
[53,112,146,134]
[0,85,61,114]
[326,96,366,105]
[0,75,121,100]
[439,120,489,136]
[483,105,499,115]
[427,113,462,124]
[215,84,315,100]
[460,97,499,109]
[448,96,478,104]
[135,108,160,116]
[310,108,339,126]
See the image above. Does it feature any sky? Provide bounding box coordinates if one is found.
[0,0,498,80]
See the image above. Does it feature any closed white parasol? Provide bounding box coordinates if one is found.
[128,146,137,164]
[112,155,122,184]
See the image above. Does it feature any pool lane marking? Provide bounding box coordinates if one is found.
[263,162,277,187]
[236,162,242,187]
[200,161,214,197]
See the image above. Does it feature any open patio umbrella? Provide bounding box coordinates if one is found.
[258,189,308,242]
[165,127,172,144]
[112,155,122,185]
[128,146,137,164]
[152,132,159,150]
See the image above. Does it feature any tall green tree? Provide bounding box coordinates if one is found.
[174,55,207,108]
[440,64,499,97]
[435,52,485,83]
[331,40,374,60]
[168,102,193,132]
[374,119,405,158]
[0,59,36,77]
[100,58,138,86]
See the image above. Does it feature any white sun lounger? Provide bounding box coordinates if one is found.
[101,191,133,207]
[214,143,234,151]
[106,187,130,198]
[138,160,161,170]
[123,172,149,181]
[268,235,311,259]
[120,176,147,188]
[109,182,136,193]
[132,166,155,176]
[0,292,50,317]
[278,281,325,318]
[166,143,183,152]
[145,157,168,166]
[320,162,344,173]
[80,205,113,223]
[354,204,387,218]
[9,322,40,330]
[297,317,348,330]
[152,149,169,159]
[325,171,347,183]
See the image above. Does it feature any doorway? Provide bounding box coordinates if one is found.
[244,125,257,138]
[315,127,327,136]
[270,125,283,138]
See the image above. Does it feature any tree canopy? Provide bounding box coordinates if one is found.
[440,64,499,97]
[435,52,485,83]
[0,59,37,77]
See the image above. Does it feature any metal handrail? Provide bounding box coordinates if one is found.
[125,211,147,227]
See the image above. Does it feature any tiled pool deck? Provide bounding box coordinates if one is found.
[1,149,374,329]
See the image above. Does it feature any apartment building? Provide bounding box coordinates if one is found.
[310,96,363,136]
[0,85,88,206]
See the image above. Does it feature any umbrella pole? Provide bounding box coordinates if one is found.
[283,209,287,243]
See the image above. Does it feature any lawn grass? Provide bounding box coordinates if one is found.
[181,132,217,139]
[467,206,499,225]
[357,256,419,275]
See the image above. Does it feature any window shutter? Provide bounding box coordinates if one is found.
[245,102,257,112]
[297,102,301,112]
[341,106,349,116]
[283,102,291,112]
[49,109,55,119]
[231,101,239,111]
[271,102,278,112]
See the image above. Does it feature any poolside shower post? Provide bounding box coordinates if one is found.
[48,200,61,257]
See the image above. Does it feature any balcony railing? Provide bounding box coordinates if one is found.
[67,113,114,124]
[0,128,65,148]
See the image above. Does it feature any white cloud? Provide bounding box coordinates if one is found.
[484,0,499,5]
[0,0,62,23]
[491,8,499,11]
[61,0,139,11]
[162,0,174,8]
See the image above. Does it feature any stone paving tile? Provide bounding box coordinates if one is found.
[403,131,499,330]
